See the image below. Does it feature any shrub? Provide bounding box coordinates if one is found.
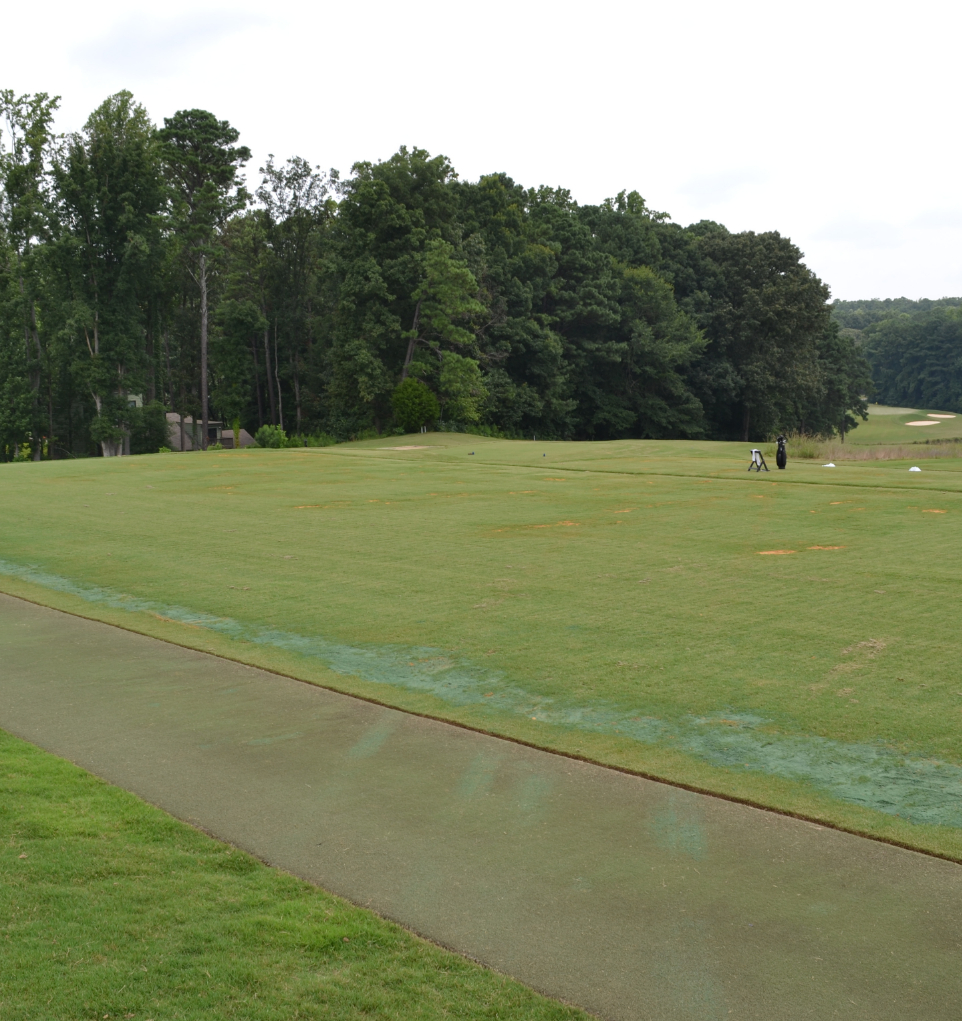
[254,424,288,448]
[300,433,338,447]
[391,378,439,432]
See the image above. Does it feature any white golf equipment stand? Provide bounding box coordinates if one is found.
[748,448,769,472]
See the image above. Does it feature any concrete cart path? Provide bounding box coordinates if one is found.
[1,593,959,1021]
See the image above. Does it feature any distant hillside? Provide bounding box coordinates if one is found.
[831,297,962,332]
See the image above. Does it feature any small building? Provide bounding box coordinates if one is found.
[166,413,255,450]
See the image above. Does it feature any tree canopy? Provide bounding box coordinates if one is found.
[0,91,874,459]
[830,298,962,413]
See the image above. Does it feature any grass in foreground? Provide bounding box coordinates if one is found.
[1,431,962,858]
[0,729,588,1021]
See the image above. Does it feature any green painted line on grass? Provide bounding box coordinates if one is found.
[3,556,962,829]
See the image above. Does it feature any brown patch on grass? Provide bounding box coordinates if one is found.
[842,639,886,657]
[833,639,887,674]
[491,518,586,534]
[758,550,796,555]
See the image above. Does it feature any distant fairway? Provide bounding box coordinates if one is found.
[2,433,962,858]
[847,404,962,445]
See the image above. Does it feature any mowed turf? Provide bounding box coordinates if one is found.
[846,404,962,444]
[0,729,589,1021]
[1,433,962,858]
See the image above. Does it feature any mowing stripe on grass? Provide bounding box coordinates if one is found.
[3,556,961,830]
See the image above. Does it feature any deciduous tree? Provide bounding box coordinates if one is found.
[159,109,249,449]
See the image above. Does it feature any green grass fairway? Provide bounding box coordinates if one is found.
[0,730,587,1020]
[2,435,962,859]
[848,404,962,445]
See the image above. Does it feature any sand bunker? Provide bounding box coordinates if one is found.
[927,414,956,419]
[906,421,940,426]
[381,445,430,450]
[757,550,795,555]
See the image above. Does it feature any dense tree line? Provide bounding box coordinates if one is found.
[833,299,962,412]
[831,296,962,332]
[0,91,871,459]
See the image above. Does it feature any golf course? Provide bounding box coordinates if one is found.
[2,412,961,862]
[4,21,960,1014]
[5,408,962,1018]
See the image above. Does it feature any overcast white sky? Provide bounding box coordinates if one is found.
[5,0,960,300]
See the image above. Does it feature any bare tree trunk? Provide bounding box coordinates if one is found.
[263,326,277,424]
[400,300,422,380]
[162,328,173,449]
[29,295,42,460]
[250,337,264,427]
[146,320,156,404]
[291,350,302,432]
[191,381,200,450]
[199,252,209,451]
[742,404,750,443]
[178,377,186,451]
[15,257,43,460]
[84,312,120,457]
[274,320,283,430]
[93,392,120,457]
[47,378,55,460]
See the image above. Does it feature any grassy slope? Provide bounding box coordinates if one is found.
[1,433,962,858]
[0,729,588,1020]
[848,405,962,445]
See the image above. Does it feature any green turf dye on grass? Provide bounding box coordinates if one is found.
[4,555,962,829]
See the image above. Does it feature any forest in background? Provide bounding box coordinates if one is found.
[1,90,872,459]
[831,298,962,413]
